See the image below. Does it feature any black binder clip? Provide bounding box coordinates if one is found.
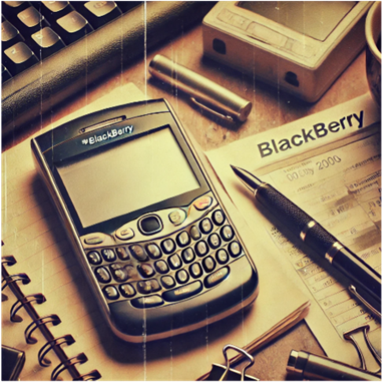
[204,345,259,381]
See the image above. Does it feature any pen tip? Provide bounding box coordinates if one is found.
[230,165,261,193]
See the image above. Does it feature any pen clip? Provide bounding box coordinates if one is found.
[190,97,234,123]
[349,285,381,319]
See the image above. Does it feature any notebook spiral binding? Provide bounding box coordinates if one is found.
[2,254,102,381]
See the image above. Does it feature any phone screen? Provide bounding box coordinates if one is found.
[57,127,200,228]
[237,1,357,41]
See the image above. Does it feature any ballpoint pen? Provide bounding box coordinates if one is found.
[231,165,381,318]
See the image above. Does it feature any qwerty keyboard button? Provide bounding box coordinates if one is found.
[155,260,169,274]
[200,218,213,234]
[203,256,216,272]
[161,239,175,254]
[3,42,38,75]
[146,244,162,259]
[229,241,242,257]
[1,20,23,50]
[101,248,116,262]
[129,245,148,262]
[216,249,229,264]
[125,264,139,279]
[103,285,119,300]
[2,65,11,83]
[221,225,234,241]
[119,284,136,297]
[31,27,65,58]
[56,10,93,44]
[2,2,30,20]
[208,233,221,249]
[82,1,122,28]
[116,247,130,260]
[16,7,48,35]
[181,247,195,263]
[176,231,190,247]
[40,1,73,21]
[119,283,136,298]
[190,225,201,240]
[110,263,128,282]
[87,251,102,265]
[162,281,203,302]
[137,279,161,295]
[195,240,208,257]
[168,254,182,270]
[205,267,229,288]
[95,267,111,283]
[212,210,225,226]
[176,269,189,284]
[138,263,155,278]
[131,295,163,308]
[190,263,202,278]
[161,275,175,289]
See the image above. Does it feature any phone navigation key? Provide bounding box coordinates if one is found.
[162,281,203,302]
[205,267,229,288]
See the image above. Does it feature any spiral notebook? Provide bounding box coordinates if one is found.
[1,83,310,381]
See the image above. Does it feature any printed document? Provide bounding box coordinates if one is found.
[206,93,381,369]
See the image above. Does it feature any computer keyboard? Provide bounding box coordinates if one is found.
[2,1,215,141]
[2,1,141,81]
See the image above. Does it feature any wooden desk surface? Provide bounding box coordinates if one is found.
[3,22,371,381]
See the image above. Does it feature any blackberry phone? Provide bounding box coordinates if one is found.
[31,99,259,342]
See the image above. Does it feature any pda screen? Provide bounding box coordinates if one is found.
[57,127,200,228]
[237,1,357,41]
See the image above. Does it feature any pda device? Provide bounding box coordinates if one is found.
[31,99,259,342]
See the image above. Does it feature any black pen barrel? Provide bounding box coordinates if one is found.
[256,182,381,311]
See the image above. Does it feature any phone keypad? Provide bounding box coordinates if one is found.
[87,206,245,307]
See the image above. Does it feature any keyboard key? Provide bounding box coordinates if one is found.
[129,245,148,262]
[138,263,155,278]
[2,20,23,50]
[2,2,30,20]
[2,64,12,83]
[124,264,139,279]
[216,249,229,264]
[189,263,202,278]
[193,195,212,211]
[168,254,182,270]
[16,7,49,35]
[3,42,38,75]
[195,240,208,257]
[190,225,201,240]
[110,263,128,282]
[119,283,136,298]
[116,247,130,260]
[131,295,163,308]
[176,269,189,284]
[103,285,119,300]
[208,233,221,249]
[181,247,195,263]
[221,225,234,241]
[101,248,116,262]
[229,241,242,257]
[161,238,175,254]
[87,251,102,265]
[200,218,213,234]
[82,1,122,29]
[161,275,175,289]
[176,231,190,247]
[168,209,186,225]
[56,10,93,44]
[212,210,226,226]
[146,243,162,259]
[31,27,65,58]
[203,256,216,273]
[205,267,229,288]
[95,266,111,283]
[154,260,169,274]
[40,1,73,21]
[137,279,161,295]
[162,281,203,302]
